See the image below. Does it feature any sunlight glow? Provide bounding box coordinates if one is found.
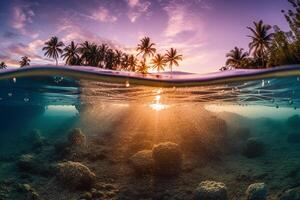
[149,92,169,111]
[149,103,169,111]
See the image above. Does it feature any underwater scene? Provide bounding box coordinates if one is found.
[1,67,300,200]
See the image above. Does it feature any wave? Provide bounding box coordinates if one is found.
[1,65,300,87]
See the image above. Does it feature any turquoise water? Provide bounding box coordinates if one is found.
[1,68,300,200]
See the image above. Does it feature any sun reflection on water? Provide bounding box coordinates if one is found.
[149,89,169,111]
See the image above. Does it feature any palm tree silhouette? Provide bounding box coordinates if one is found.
[105,49,116,69]
[165,48,182,76]
[247,20,273,66]
[151,54,166,72]
[114,50,123,69]
[226,47,249,69]
[137,37,156,62]
[128,55,138,72]
[137,60,149,74]
[98,44,109,67]
[0,62,7,69]
[43,36,64,66]
[121,54,130,70]
[62,41,80,65]
[85,44,101,67]
[19,56,30,67]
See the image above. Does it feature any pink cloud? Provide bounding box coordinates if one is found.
[89,7,117,23]
[126,0,151,22]
[11,5,39,38]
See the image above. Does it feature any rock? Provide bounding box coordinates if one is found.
[18,184,40,200]
[152,142,182,176]
[28,129,45,148]
[235,128,251,140]
[91,189,104,198]
[194,181,228,200]
[287,115,300,129]
[242,138,265,158]
[56,161,95,190]
[17,154,36,171]
[246,183,267,200]
[280,187,300,200]
[287,132,300,144]
[68,128,86,148]
[129,150,154,174]
[17,154,52,176]
[81,192,92,200]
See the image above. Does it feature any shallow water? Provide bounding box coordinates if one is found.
[1,68,300,200]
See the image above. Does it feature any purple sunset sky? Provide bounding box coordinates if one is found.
[0,0,291,73]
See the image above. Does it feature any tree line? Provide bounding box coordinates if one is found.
[0,36,183,74]
[222,0,300,70]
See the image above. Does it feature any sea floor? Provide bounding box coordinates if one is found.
[0,103,300,200]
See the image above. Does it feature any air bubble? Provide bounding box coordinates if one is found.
[8,93,12,97]
[24,98,29,102]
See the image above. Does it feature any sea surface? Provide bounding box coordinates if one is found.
[0,66,300,200]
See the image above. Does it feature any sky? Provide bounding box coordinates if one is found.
[0,0,292,74]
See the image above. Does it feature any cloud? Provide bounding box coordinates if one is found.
[0,39,52,66]
[126,0,151,22]
[89,7,117,22]
[2,31,20,39]
[11,5,39,38]
[163,3,199,38]
[57,18,126,50]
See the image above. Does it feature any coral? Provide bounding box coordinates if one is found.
[152,142,182,176]
[242,138,265,158]
[68,128,86,148]
[246,183,267,200]
[194,180,228,200]
[280,187,300,200]
[56,161,95,190]
[129,150,154,174]
[18,184,40,200]
[28,129,45,148]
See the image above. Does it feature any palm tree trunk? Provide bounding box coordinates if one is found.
[56,58,58,66]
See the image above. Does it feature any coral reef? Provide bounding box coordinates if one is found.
[194,180,228,200]
[129,150,154,174]
[246,183,267,200]
[152,142,182,176]
[56,161,96,190]
[68,128,87,148]
[242,138,265,158]
[280,187,300,200]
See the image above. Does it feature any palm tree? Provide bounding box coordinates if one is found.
[105,49,116,69]
[79,41,92,65]
[43,36,64,66]
[61,41,80,65]
[164,48,183,75]
[136,37,156,61]
[121,54,130,70]
[98,44,109,67]
[247,20,273,66]
[19,56,30,67]
[225,47,249,69]
[128,55,138,72]
[137,60,149,74]
[84,44,101,66]
[114,50,123,69]
[0,62,7,69]
[151,54,166,72]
